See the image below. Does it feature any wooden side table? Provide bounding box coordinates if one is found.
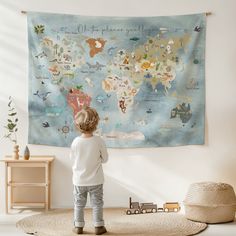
[1,156,54,213]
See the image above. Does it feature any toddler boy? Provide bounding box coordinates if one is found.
[70,106,108,235]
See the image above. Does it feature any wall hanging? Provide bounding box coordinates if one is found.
[27,12,206,148]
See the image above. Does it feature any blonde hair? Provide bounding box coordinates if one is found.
[75,106,99,133]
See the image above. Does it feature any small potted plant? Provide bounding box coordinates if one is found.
[3,96,19,159]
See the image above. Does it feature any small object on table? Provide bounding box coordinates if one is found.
[13,144,19,160]
[23,145,30,160]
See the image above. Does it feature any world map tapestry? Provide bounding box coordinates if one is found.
[27,12,205,148]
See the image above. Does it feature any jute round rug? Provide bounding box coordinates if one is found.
[16,208,207,236]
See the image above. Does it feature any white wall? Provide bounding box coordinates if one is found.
[0,0,236,213]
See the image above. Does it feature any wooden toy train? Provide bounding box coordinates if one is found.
[126,197,180,215]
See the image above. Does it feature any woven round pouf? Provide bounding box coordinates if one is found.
[184,182,236,223]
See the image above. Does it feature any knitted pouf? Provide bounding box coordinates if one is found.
[184,182,236,223]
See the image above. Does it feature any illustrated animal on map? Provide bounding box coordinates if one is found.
[119,98,126,113]
[33,90,51,101]
[194,26,201,32]
[49,58,58,63]
[86,62,105,70]
[35,51,47,59]
[123,56,129,65]
[42,121,50,128]
[48,65,58,73]
[42,37,53,46]
[130,37,140,42]
[86,38,106,57]
[67,88,91,119]
[63,54,72,62]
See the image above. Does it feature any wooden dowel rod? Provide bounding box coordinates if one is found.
[21,10,212,16]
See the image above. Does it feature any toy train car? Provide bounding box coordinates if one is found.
[163,202,181,212]
[126,197,180,215]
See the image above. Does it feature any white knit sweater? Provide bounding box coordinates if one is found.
[70,135,108,186]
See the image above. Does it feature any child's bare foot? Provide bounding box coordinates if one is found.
[95,226,107,235]
[72,227,83,234]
